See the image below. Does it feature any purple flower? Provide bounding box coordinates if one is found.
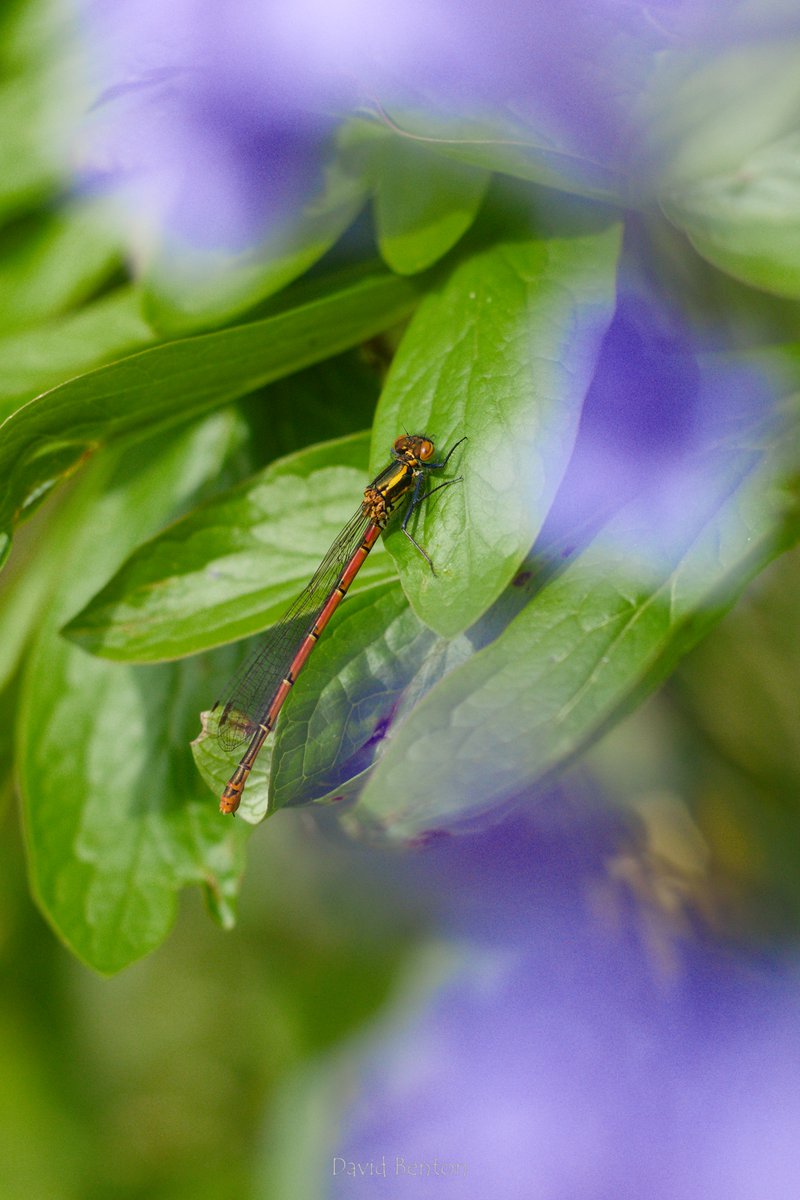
[75,2,342,251]
[70,0,760,256]
[536,283,778,577]
[326,812,800,1199]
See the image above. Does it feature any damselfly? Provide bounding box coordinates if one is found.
[212,434,465,814]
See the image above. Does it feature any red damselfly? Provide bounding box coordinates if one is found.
[213,434,465,814]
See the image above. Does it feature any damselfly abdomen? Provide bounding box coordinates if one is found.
[213,434,465,814]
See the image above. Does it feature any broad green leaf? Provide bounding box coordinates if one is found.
[0,288,155,420]
[142,131,368,334]
[371,214,623,638]
[18,416,249,973]
[0,407,251,693]
[0,265,424,569]
[0,201,122,332]
[660,131,800,298]
[367,129,490,274]
[64,433,399,662]
[269,581,473,815]
[192,563,471,825]
[351,398,800,840]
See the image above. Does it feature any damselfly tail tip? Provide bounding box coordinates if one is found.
[219,788,241,816]
[220,765,248,815]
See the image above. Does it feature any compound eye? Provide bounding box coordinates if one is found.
[393,436,409,453]
[418,439,435,461]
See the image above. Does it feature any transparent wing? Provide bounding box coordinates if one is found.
[213,506,372,753]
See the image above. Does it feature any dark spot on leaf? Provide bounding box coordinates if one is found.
[513,570,532,587]
[365,713,393,747]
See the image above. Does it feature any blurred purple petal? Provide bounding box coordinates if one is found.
[70,0,776,255]
[76,4,336,250]
[327,810,800,1199]
[537,285,779,576]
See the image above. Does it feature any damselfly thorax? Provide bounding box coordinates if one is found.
[212,433,465,814]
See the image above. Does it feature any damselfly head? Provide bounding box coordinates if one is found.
[393,434,435,462]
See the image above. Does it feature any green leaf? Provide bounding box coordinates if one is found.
[0,287,155,420]
[367,130,490,274]
[269,581,473,815]
[64,432,399,662]
[357,109,620,203]
[141,131,368,334]
[660,131,800,298]
[0,265,424,568]
[0,675,16,815]
[192,651,274,825]
[0,1,89,223]
[0,73,58,221]
[17,416,250,973]
[676,543,800,797]
[371,213,623,638]
[350,397,800,840]
[0,490,84,694]
[253,352,384,460]
[0,407,251,694]
[640,40,800,194]
[0,201,122,332]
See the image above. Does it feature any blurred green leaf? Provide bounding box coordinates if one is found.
[0,73,59,221]
[363,128,490,274]
[142,131,369,334]
[0,677,16,814]
[257,947,462,1199]
[351,401,800,840]
[358,108,620,202]
[676,544,800,796]
[659,543,800,941]
[0,265,424,569]
[18,416,250,973]
[0,490,81,694]
[0,201,122,332]
[0,287,155,420]
[0,0,88,223]
[372,213,623,637]
[64,433,399,662]
[661,131,800,298]
[641,40,800,192]
[0,409,252,695]
[257,1056,345,1200]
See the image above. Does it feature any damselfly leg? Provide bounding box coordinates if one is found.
[210,432,466,814]
[400,436,466,573]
